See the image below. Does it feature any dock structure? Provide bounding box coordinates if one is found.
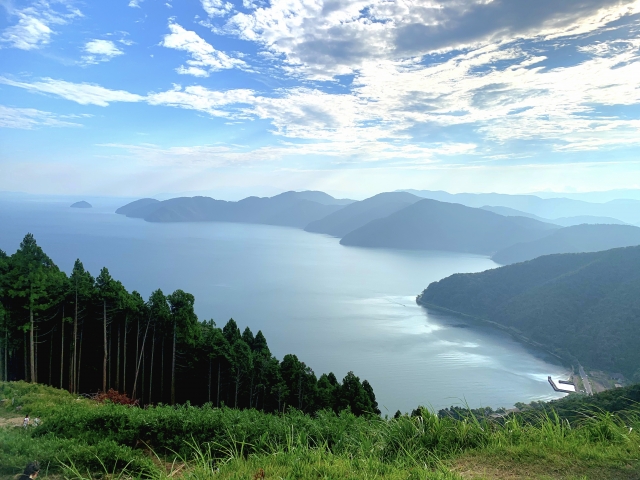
[548,376,576,393]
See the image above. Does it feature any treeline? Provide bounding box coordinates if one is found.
[418,246,640,379]
[438,383,640,425]
[0,233,380,415]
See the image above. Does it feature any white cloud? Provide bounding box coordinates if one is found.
[225,0,640,79]
[99,140,474,167]
[0,0,82,50]
[201,0,233,17]
[146,84,255,116]
[0,105,83,129]
[0,14,52,50]
[161,22,246,76]
[82,39,124,64]
[0,77,144,106]
[128,0,143,8]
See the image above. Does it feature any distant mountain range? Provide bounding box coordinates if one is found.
[117,190,640,263]
[116,191,353,228]
[479,205,627,227]
[417,245,640,378]
[402,190,640,224]
[492,224,640,264]
[304,192,421,237]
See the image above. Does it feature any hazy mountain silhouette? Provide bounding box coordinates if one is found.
[403,190,640,224]
[481,205,626,227]
[116,191,346,228]
[305,192,422,237]
[115,198,161,218]
[417,245,640,377]
[340,199,557,254]
[70,201,92,208]
[492,224,640,264]
[552,216,627,227]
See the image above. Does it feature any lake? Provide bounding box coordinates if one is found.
[0,197,568,413]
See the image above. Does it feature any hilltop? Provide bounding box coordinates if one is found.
[418,245,640,378]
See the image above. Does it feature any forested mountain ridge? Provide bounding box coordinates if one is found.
[116,192,349,228]
[417,246,640,379]
[304,192,422,237]
[340,198,557,254]
[492,224,640,264]
[0,234,380,415]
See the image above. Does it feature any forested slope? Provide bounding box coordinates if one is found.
[418,246,640,378]
[0,234,379,415]
[340,198,556,254]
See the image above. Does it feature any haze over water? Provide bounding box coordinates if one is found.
[0,198,567,413]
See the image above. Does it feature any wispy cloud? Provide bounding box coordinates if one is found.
[0,77,144,106]
[161,22,246,77]
[81,39,124,65]
[0,0,82,50]
[0,105,84,129]
[201,0,233,17]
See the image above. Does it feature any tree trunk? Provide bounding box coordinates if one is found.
[123,317,127,394]
[77,326,84,393]
[72,283,78,394]
[131,318,151,402]
[234,368,240,408]
[171,320,176,406]
[108,324,112,390]
[249,372,254,408]
[135,319,140,399]
[34,323,38,383]
[217,360,221,407]
[48,327,52,385]
[29,295,35,383]
[4,329,8,382]
[149,324,155,404]
[103,299,107,392]
[60,306,65,389]
[117,324,121,391]
[23,331,27,382]
[161,335,165,403]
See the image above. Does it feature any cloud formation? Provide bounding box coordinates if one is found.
[226,0,640,79]
[0,0,82,50]
[82,39,124,64]
[0,77,144,106]
[161,22,246,77]
[201,0,233,17]
[0,104,83,129]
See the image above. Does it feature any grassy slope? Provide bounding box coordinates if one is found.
[2,382,640,479]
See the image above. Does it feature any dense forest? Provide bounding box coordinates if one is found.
[0,234,380,415]
[418,245,640,379]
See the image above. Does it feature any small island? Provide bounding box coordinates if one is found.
[70,201,92,208]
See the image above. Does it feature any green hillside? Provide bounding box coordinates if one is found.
[418,246,640,378]
[2,381,640,479]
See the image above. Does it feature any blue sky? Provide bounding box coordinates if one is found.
[1,0,640,199]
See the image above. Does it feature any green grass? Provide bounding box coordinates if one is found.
[2,382,640,479]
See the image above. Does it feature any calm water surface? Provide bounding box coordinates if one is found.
[0,199,568,412]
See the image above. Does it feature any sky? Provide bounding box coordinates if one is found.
[1,0,640,199]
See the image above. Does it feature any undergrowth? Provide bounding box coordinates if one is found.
[2,381,640,479]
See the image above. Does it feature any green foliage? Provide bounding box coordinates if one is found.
[0,234,379,416]
[2,382,640,479]
[419,246,640,376]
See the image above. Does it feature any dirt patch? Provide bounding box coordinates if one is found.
[0,416,23,428]
[452,456,640,480]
